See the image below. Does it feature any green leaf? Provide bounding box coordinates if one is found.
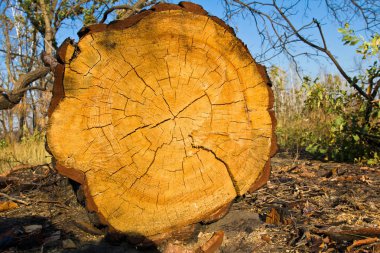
[306,144,318,154]
[318,90,323,100]
[334,116,344,127]
[367,159,378,165]
[349,39,359,46]
[338,28,346,34]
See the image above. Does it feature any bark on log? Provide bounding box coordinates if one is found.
[46,2,277,239]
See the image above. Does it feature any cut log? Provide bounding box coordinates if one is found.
[46,2,277,239]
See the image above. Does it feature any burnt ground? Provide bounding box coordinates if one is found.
[0,153,379,253]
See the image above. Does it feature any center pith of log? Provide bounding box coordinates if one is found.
[47,2,276,238]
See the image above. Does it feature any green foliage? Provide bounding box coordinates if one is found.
[0,139,7,149]
[18,0,45,31]
[275,72,379,164]
[300,77,380,163]
[338,24,360,46]
[273,24,380,164]
[272,25,380,164]
[83,8,97,26]
[338,23,380,59]
[18,0,122,30]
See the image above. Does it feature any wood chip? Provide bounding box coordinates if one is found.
[261,234,271,243]
[265,208,281,225]
[196,231,224,253]
[0,201,18,212]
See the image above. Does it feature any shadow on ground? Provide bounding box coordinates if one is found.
[1,154,379,252]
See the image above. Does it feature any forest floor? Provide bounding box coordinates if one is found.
[0,153,379,253]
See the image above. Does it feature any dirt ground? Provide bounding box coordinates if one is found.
[1,153,379,253]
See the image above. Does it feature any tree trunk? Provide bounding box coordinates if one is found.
[46,2,277,239]
[29,90,38,134]
[0,112,10,142]
[6,110,14,143]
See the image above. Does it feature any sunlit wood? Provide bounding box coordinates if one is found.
[47,2,276,237]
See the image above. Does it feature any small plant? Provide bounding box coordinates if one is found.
[300,76,379,163]
[271,25,380,165]
[0,139,7,149]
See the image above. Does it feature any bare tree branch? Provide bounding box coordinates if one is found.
[99,0,157,23]
[314,19,327,49]
[100,5,132,23]
[0,49,34,60]
[120,0,157,19]
[272,0,372,101]
[0,66,50,110]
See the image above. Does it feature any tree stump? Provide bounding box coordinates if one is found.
[47,2,277,239]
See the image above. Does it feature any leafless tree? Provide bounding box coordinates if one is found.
[222,0,379,100]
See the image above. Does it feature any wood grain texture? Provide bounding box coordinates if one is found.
[47,2,276,237]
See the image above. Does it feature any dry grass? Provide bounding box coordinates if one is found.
[0,137,51,174]
[276,110,333,151]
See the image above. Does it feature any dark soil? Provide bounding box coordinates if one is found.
[1,153,379,252]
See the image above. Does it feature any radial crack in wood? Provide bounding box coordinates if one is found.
[46,2,276,238]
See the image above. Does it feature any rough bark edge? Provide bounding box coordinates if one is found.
[47,38,71,117]
[121,223,199,247]
[246,64,277,193]
[47,38,89,194]
[55,162,85,185]
[201,201,232,224]
[256,63,278,156]
[77,2,236,39]
[48,1,278,240]
[248,160,271,193]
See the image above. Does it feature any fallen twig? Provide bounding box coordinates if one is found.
[0,192,29,205]
[0,164,35,177]
[346,237,379,252]
[72,220,104,235]
[35,200,69,210]
[314,227,380,242]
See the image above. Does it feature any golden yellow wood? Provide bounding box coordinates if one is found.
[47,3,276,237]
